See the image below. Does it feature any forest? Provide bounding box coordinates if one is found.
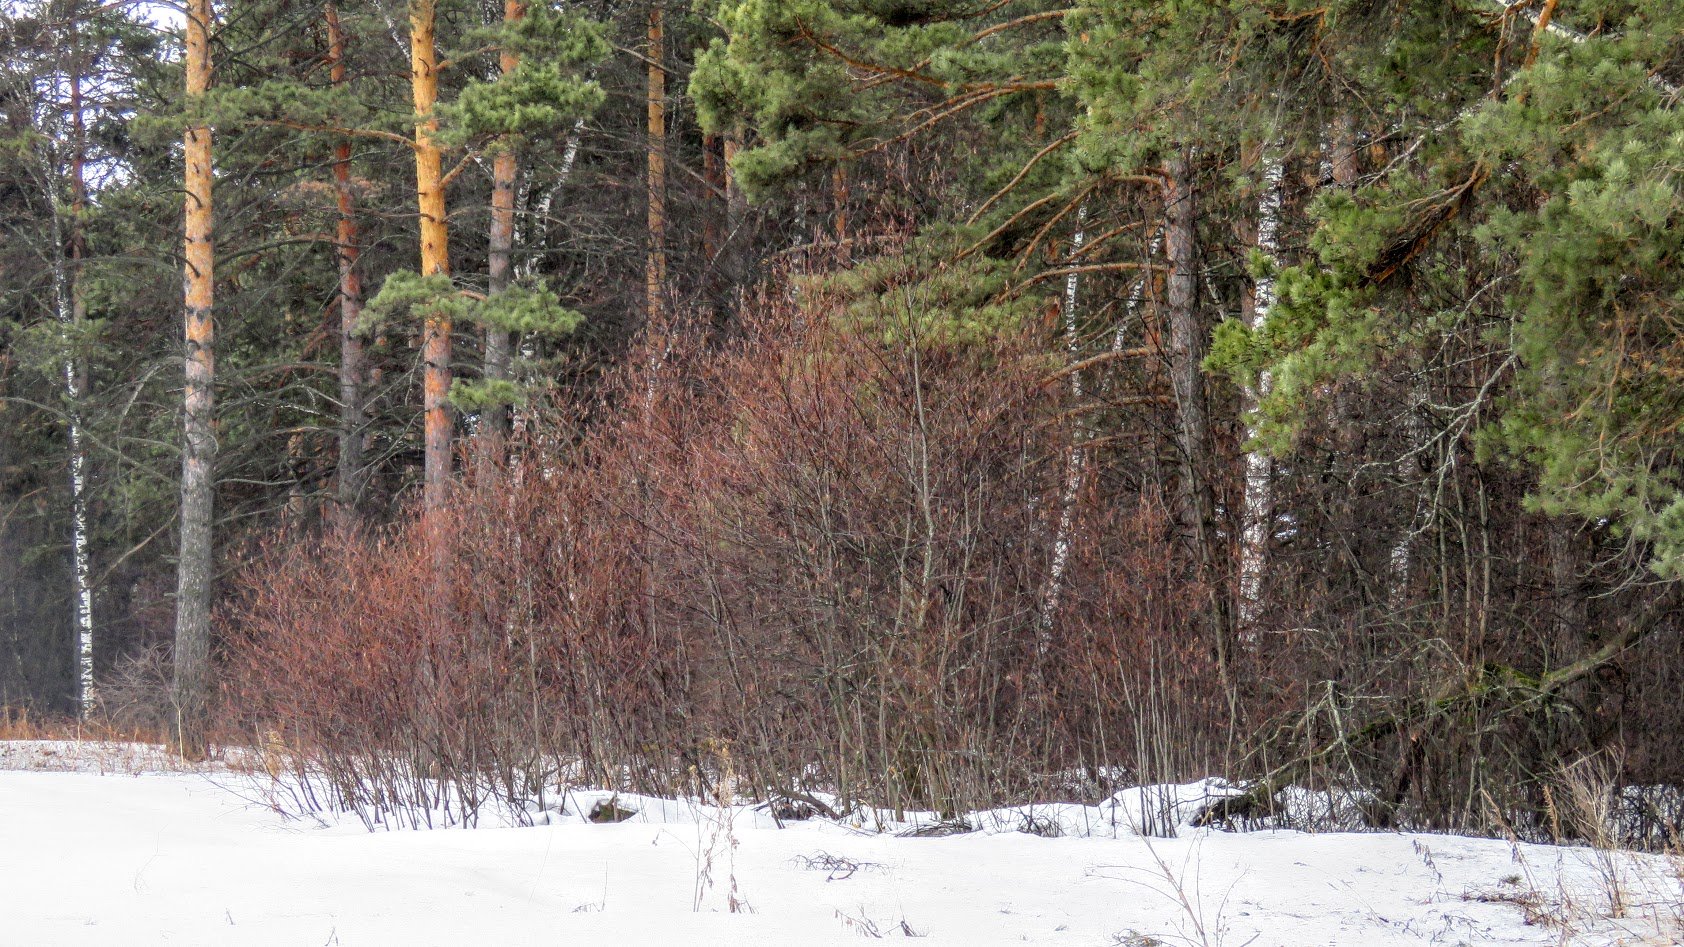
[2,0,1682,841]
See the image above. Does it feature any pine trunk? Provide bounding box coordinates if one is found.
[721,133,747,300]
[701,133,723,267]
[1164,149,1230,668]
[327,2,367,523]
[482,0,524,446]
[1165,153,1213,540]
[174,0,216,756]
[644,2,666,326]
[411,0,452,511]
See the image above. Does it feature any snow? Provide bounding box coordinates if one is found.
[0,739,191,774]
[2,742,1680,945]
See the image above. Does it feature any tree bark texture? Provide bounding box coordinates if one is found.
[1164,148,1231,666]
[411,0,452,511]
[1237,152,1284,632]
[327,2,368,522]
[482,0,524,444]
[644,3,667,326]
[64,17,96,717]
[174,0,216,755]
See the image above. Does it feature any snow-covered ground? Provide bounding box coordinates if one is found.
[2,741,1680,945]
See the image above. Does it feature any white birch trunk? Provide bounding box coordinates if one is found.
[54,18,97,716]
[48,199,95,717]
[1237,154,1284,632]
[66,333,93,716]
[1037,207,1087,651]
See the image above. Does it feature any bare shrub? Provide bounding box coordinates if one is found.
[219,284,1235,822]
[96,643,174,737]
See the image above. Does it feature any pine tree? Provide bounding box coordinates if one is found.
[365,0,604,491]
[174,0,216,754]
[408,0,451,512]
[480,0,523,444]
[645,1,666,328]
[326,0,368,521]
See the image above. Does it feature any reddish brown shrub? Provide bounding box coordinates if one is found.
[221,290,1227,820]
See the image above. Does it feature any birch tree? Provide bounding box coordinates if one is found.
[1236,152,1283,632]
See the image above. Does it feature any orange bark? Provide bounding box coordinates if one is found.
[411,0,451,511]
[175,0,216,755]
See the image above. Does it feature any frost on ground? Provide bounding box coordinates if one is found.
[2,742,1680,946]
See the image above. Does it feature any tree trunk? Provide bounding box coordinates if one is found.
[411,0,452,511]
[327,2,367,524]
[1329,113,1360,188]
[1164,151,1210,529]
[508,119,581,432]
[723,135,746,253]
[702,132,723,267]
[174,0,216,756]
[1237,151,1284,632]
[719,132,747,319]
[1039,207,1087,655]
[482,0,524,446]
[63,17,95,717]
[644,2,666,327]
[1164,148,1230,666]
[832,164,849,262]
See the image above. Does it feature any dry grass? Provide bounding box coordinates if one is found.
[0,707,167,746]
[1468,774,1684,945]
[0,708,191,775]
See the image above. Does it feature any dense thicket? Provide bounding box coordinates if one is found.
[3,0,1682,837]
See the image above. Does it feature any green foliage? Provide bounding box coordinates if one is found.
[202,77,382,135]
[450,278,583,411]
[692,0,1069,199]
[363,272,463,330]
[439,7,608,148]
[1069,0,1497,174]
[691,0,873,196]
[822,226,1048,347]
[366,272,581,336]
[1205,184,1412,452]
[448,377,525,412]
[1210,0,1684,574]
[368,272,581,412]
[1469,22,1684,574]
[442,60,603,146]
[469,281,583,336]
[9,316,107,388]
[690,1,1074,351]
